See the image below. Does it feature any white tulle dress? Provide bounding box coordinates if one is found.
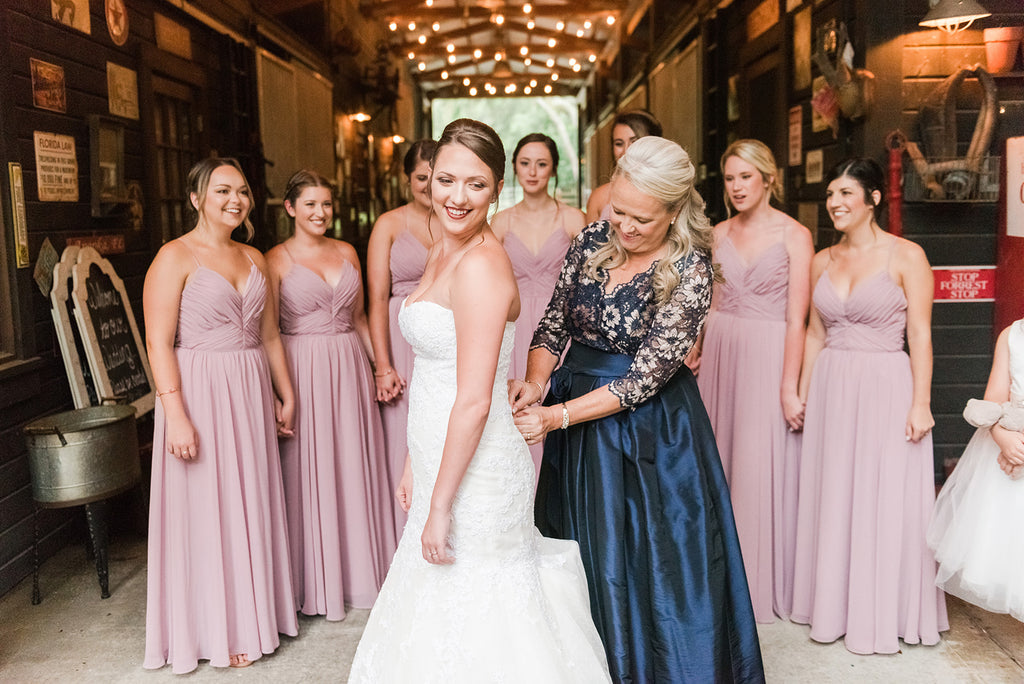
[928,318,1024,621]
[347,300,611,683]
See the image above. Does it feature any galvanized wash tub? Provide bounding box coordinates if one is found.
[23,405,140,508]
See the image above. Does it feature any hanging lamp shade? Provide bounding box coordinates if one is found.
[919,0,991,33]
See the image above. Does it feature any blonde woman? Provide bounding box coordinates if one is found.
[692,139,813,624]
[511,137,764,682]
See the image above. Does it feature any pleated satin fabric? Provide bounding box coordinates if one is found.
[536,343,765,684]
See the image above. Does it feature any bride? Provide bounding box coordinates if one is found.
[347,119,611,682]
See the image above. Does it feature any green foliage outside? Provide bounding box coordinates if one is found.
[431,97,580,211]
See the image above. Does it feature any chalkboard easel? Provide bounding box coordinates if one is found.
[69,246,155,415]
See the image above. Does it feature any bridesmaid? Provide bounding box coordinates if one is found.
[367,139,436,531]
[143,158,297,673]
[491,133,585,474]
[585,110,662,222]
[266,170,397,620]
[791,158,948,654]
[692,139,813,623]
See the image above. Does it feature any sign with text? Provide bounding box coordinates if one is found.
[71,247,154,414]
[34,131,79,201]
[933,266,996,302]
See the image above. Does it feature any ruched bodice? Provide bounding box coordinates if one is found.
[504,229,571,299]
[815,270,907,353]
[176,265,264,351]
[279,262,357,335]
[713,237,789,321]
[390,230,428,298]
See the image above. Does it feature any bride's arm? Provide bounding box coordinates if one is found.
[421,246,517,565]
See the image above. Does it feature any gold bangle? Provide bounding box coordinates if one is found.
[526,380,543,395]
[374,367,395,378]
[156,387,179,398]
[560,403,570,430]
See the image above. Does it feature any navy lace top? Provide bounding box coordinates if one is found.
[530,221,713,407]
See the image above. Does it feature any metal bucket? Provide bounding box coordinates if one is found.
[23,405,140,508]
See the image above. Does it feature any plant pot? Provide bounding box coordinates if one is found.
[984,27,1024,73]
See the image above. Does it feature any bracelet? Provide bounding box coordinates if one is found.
[374,367,395,378]
[526,380,543,395]
[560,403,570,430]
[156,387,179,398]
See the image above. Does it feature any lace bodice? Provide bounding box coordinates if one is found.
[530,221,713,407]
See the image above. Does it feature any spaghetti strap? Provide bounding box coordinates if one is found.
[244,251,256,267]
[282,243,296,264]
[179,238,202,268]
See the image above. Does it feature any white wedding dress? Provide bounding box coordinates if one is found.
[347,300,611,683]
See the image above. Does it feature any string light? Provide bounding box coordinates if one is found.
[432,22,440,31]
[463,77,470,86]
[545,58,555,67]
[551,73,558,81]
[418,35,426,44]
[495,51,503,61]
[523,3,531,13]
[556,21,565,31]
[547,38,556,48]
[529,79,537,87]
[389,22,397,31]
[407,51,415,60]
[470,87,477,96]
[569,58,576,66]
[447,43,455,52]
[447,54,456,64]
[392,134,404,143]
[572,63,581,72]
[441,70,448,79]
[576,29,584,37]
[584,20,592,29]
[473,48,482,59]
[527,19,535,29]
[418,61,426,71]
[589,53,597,62]
[607,15,615,25]
[408,21,416,30]
[520,46,529,56]
[544,84,552,93]
[494,14,505,25]
[524,57,532,66]
[524,86,532,94]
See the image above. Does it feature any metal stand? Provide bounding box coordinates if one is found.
[31,498,112,604]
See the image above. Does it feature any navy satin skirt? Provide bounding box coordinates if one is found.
[535,343,765,684]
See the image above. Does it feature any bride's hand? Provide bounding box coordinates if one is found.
[422,508,453,565]
[396,455,413,512]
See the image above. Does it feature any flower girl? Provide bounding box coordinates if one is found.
[928,317,1024,620]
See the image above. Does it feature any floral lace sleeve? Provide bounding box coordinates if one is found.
[529,227,590,357]
[608,251,714,408]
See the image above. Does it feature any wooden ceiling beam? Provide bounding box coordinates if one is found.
[362,1,627,22]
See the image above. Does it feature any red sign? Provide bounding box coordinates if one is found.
[933,266,996,302]
[66,234,125,255]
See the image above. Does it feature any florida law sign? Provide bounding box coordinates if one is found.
[933,266,995,302]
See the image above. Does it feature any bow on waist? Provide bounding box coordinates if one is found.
[550,344,632,397]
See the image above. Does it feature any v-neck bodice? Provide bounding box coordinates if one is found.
[814,269,907,353]
[176,264,266,350]
[279,261,359,335]
[713,236,789,321]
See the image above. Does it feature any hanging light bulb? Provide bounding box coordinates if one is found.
[551,73,558,81]
[408,51,415,60]
[417,62,426,71]
[556,21,565,31]
[572,63,581,72]
[589,53,597,62]
[474,48,482,59]
[494,14,505,25]
[524,86,532,94]
[523,3,532,13]
[389,22,397,31]
[463,77,471,86]
[408,21,416,30]
[584,20,592,29]
[426,0,433,6]
[495,51,503,61]
[569,57,577,66]
[544,84,552,93]
[529,79,537,87]
[545,58,555,67]
[432,22,440,31]
[520,46,529,56]
[524,57,532,66]
[470,87,478,96]
[606,15,615,25]
[548,38,557,48]
[441,71,449,79]
[576,29,584,37]
[447,54,457,64]
[447,43,455,53]
[418,35,427,44]
[527,20,535,30]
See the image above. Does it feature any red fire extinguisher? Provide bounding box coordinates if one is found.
[885,130,905,237]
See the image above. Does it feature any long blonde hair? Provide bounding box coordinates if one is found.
[585,137,713,304]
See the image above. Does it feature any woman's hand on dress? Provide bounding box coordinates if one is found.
[508,379,542,413]
[905,404,935,443]
[781,391,805,432]
[514,405,553,446]
[375,370,405,404]
[683,345,701,375]
[166,415,199,461]
[421,508,453,565]
[396,455,413,512]
[275,396,295,437]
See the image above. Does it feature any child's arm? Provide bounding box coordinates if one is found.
[983,326,1024,477]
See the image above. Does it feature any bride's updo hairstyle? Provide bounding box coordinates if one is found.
[586,136,713,305]
[431,118,506,203]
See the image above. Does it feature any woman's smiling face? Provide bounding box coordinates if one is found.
[430,143,502,239]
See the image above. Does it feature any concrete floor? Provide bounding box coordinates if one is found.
[2,536,1023,682]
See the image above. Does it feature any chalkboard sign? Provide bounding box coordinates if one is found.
[50,245,98,408]
[71,247,155,414]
